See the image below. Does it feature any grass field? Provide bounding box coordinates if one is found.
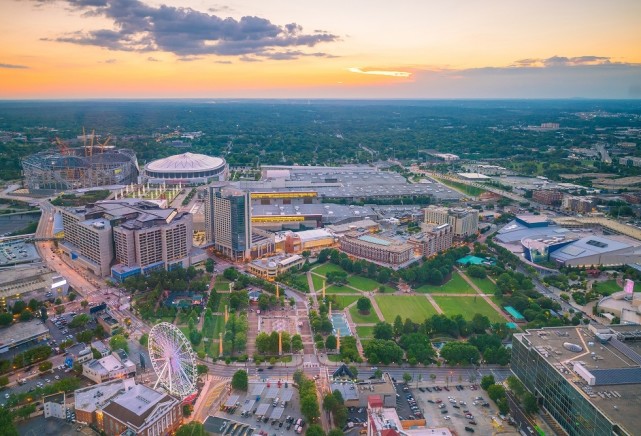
[356,326,375,338]
[311,273,325,292]
[325,285,358,294]
[349,305,381,324]
[346,275,381,292]
[435,177,487,197]
[313,263,346,276]
[333,295,360,309]
[415,271,475,294]
[467,276,497,294]
[213,278,232,292]
[432,296,505,323]
[593,279,628,295]
[375,295,438,323]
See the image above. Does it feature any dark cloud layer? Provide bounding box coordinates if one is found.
[44,0,338,59]
[0,63,29,69]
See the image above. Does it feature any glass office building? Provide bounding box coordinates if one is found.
[511,326,639,436]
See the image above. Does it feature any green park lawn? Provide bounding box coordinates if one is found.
[325,285,358,294]
[415,271,475,294]
[311,273,325,292]
[432,296,505,323]
[467,276,497,294]
[346,275,381,292]
[375,295,438,323]
[593,279,628,295]
[213,278,232,292]
[356,326,375,338]
[333,295,360,309]
[349,304,381,324]
[313,263,346,276]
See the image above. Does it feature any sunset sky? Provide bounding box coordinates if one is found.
[1,0,640,99]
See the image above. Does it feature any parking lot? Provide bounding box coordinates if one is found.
[213,380,305,434]
[401,382,519,435]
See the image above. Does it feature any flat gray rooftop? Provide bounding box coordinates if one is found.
[517,326,641,435]
[0,319,48,348]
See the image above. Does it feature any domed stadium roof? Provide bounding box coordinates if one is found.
[146,153,225,173]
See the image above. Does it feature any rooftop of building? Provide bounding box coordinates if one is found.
[514,325,641,435]
[550,235,640,262]
[286,228,335,242]
[238,167,462,200]
[102,384,177,429]
[145,152,225,173]
[67,343,91,358]
[251,203,375,224]
[250,253,303,269]
[325,219,379,234]
[342,231,413,253]
[0,319,49,348]
[91,340,110,354]
[495,219,574,245]
[44,392,65,405]
[75,378,136,413]
[0,264,53,286]
[86,351,134,375]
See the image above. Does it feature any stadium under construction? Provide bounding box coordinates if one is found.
[21,146,139,194]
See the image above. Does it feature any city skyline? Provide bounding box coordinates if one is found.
[1,0,640,99]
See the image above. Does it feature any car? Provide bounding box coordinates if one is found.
[444,416,450,420]
[55,375,60,380]
[441,410,448,414]
[464,427,475,433]
[468,421,477,425]
[257,368,264,372]
[267,366,274,369]
[279,422,283,428]
[427,400,435,404]
[4,394,9,399]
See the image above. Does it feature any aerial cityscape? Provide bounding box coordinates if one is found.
[1,1,641,436]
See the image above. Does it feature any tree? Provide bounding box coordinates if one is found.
[356,297,371,313]
[11,300,26,314]
[487,384,506,403]
[205,258,215,273]
[393,315,403,337]
[0,407,18,436]
[325,335,337,350]
[28,299,39,312]
[176,422,206,436]
[76,330,93,343]
[348,365,358,379]
[39,361,53,372]
[403,372,412,383]
[19,310,33,321]
[506,375,525,398]
[305,424,325,436]
[291,334,304,353]
[80,300,89,309]
[139,333,149,346]
[0,313,12,326]
[481,374,495,390]
[197,364,209,375]
[467,265,487,279]
[231,370,248,391]
[109,334,129,353]
[523,392,539,414]
[0,376,9,387]
[323,393,338,412]
[374,369,383,379]
[40,306,48,322]
[69,313,90,328]
[373,322,394,340]
[471,313,491,333]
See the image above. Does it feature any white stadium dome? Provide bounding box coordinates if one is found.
[144,152,228,185]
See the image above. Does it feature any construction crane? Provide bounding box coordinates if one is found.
[83,127,96,157]
[98,135,111,153]
[54,137,72,156]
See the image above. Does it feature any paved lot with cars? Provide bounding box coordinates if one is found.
[212,380,305,434]
[409,382,519,435]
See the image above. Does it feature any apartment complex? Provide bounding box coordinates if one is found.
[619,156,641,167]
[511,325,641,436]
[205,187,252,260]
[339,232,415,268]
[59,199,193,280]
[75,378,182,436]
[423,205,479,237]
[562,196,595,213]
[532,189,564,206]
[408,223,453,257]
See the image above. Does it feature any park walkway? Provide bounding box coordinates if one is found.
[423,294,444,314]
[456,267,512,322]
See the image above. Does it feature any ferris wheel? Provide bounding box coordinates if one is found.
[148,322,197,398]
